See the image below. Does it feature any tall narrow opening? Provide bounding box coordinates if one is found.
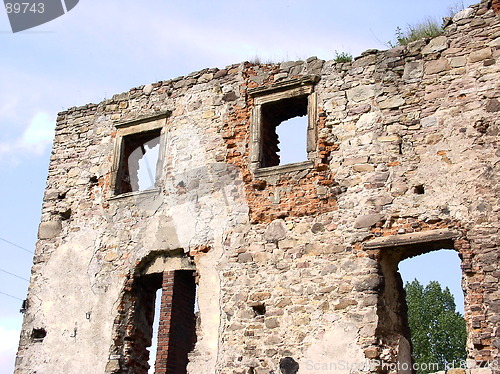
[116,269,197,374]
[148,289,162,374]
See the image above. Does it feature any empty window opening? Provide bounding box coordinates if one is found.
[399,250,464,314]
[260,95,308,167]
[116,129,161,194]
[276,116,308,165]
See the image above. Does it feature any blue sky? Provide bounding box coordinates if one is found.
[0,0,476,372]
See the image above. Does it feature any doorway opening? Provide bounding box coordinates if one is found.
[399,250,466,374]
[377,238,467,374]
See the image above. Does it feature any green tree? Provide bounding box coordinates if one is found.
[405,280,467,374]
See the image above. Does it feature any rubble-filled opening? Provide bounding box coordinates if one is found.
[377,240,466,374]
[116,129,161,194]
[260,95,308,167]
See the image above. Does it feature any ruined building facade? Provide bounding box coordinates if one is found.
[15,1,500,373]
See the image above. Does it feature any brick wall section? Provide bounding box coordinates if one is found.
[155,271,174,373]
[155,271,196,374]
[224,70,339,223]
[492,0,500,15]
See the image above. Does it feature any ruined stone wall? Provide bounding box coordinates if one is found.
[16,1,499,373]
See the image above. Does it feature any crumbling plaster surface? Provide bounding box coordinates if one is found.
[16,1,499,373]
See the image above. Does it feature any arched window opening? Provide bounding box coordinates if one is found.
[113,269,197,374]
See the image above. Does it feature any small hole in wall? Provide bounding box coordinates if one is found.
[279,357,300,374]
[60,208,71,220]
[413,185,425,194]
[251,303,266,316]
[248,367,255,374]
[31,328,46,342]
[89,176,98,184]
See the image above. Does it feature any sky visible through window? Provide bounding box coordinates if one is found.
[276,115,308,165]
[399,250,464,315]
[136,141,160,191]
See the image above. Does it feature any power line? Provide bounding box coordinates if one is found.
[0,290,24,301]
[0,268,29,282]
[0,237,34,254]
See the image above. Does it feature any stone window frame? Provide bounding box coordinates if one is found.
[248,76,319,177]
[109,112,169,198]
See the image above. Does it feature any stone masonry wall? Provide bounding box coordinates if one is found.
[16,1,499,373]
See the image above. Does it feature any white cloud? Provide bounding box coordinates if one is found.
[21,112,55,147]
[0,111,55,163]
[0,325,20,374]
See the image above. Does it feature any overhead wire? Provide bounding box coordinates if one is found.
[0,237,34,254]
[0,268,29,282]
[0,290,24,301]
[0,238,32,304]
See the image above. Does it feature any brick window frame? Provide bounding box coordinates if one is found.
[248,76,319,177]
[110,112,169,197]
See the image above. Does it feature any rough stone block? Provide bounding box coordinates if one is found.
[425,59,450,75]
[354,214,383,229]
[403,61,424,81]
[469,48,493,63]
[422,36,448,54]
[38,221,62,239]
[264,219,287,242]
[347,85,375,102]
